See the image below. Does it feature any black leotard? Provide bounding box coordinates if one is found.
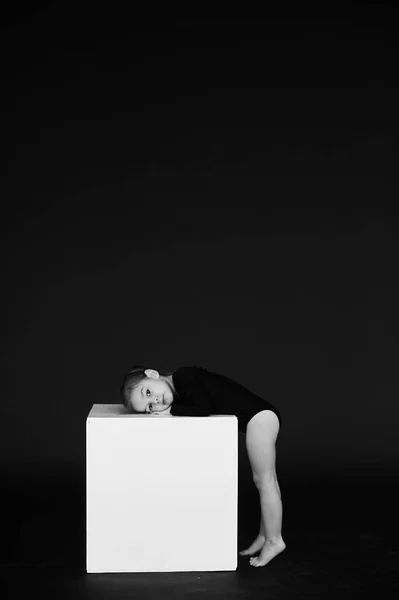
[170,365,282,434]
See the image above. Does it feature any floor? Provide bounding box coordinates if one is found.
[2,467,398,599]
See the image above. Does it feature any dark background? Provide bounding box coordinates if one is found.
[3,0,399,596]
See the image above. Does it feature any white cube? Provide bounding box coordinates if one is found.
[86,404,238,573]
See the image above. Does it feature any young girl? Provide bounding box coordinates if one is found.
[121,364,286,568]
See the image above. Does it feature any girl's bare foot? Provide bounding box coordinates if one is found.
[239,534,266,556]
[249,537,286,567]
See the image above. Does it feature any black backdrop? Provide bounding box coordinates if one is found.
[3,0,399,569]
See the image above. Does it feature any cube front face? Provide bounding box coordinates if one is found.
[87,408,238,573]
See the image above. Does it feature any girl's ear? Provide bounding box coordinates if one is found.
[144,369,159,379]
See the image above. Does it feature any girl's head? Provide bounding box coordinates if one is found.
[121,365,176,414]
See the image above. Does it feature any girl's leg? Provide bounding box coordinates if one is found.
[258,474,282,537]
[239,410,286,567]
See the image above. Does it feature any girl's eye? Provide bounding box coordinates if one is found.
[146,389,151,396]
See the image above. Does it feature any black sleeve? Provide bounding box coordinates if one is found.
[171,404,211,417]
[170,389,213,417]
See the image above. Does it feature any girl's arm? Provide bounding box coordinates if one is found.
[169,387,213,417]
[169,404,211,417]
[151,407,172,416]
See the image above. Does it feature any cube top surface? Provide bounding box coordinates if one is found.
[88,404,135,418]
[87,404,237,421]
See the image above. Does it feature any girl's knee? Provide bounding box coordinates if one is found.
[254,471,278,490]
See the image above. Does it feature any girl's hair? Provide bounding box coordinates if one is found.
[120,365,173,412]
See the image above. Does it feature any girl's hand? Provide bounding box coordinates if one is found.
[151,413,172,417]
[150,408,172,416]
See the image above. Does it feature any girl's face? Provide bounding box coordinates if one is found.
[129,370,174,414]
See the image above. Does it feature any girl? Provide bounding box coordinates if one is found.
[121,364,286,568]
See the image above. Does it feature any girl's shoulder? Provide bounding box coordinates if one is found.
[173,365,205,389]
